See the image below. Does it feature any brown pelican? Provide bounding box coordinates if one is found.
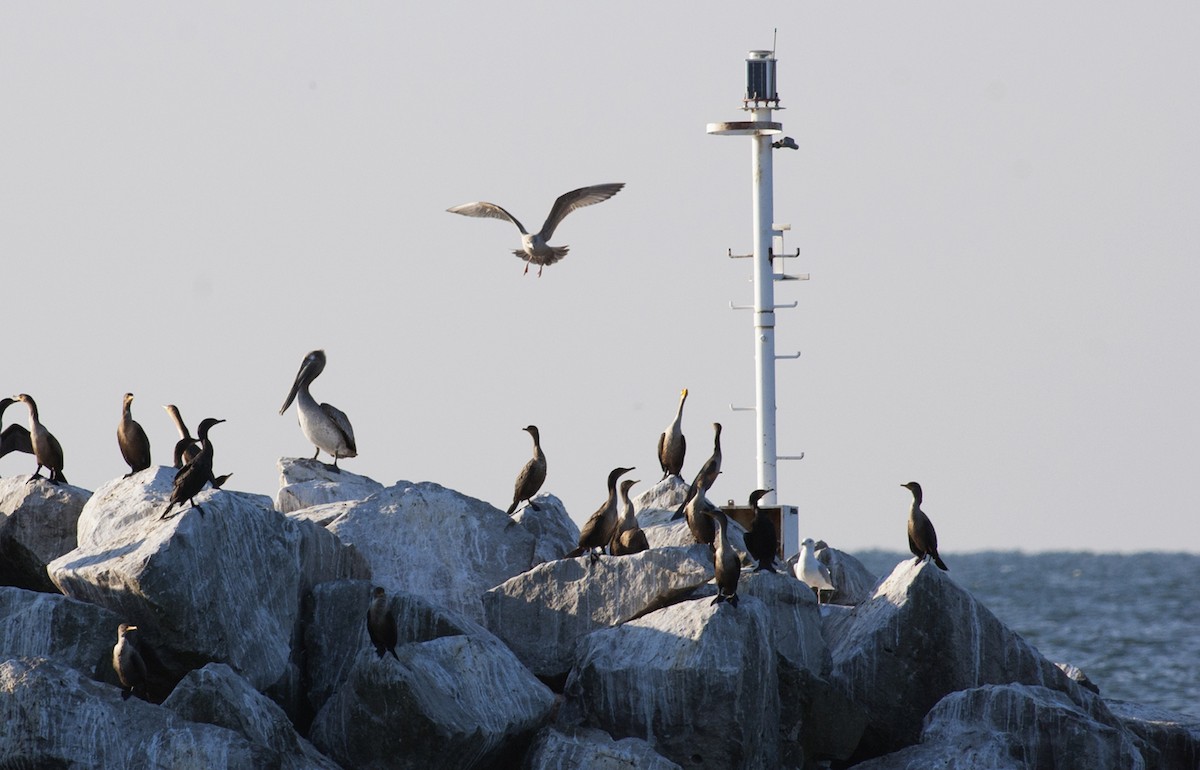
[672,423,721,521]
[657,388,688,480]
[0,397,34,470]
[11,394,66,484]
[117,393,151,478]
[742,488,778,572]
[366,586,399,661]
[112,623,147,700]
[609,478,649,556]
[704,509,739,607]
[164,404,231,488]
[506,425,547,515]
[446,183,625,277]
[794,537,834,604]
[566,466,634,561]
[902,482,949,571]
[279,350,357,472]
[161,418,224,519]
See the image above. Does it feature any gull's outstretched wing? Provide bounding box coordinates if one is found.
[538,183,625,241]
[447,201,528,235]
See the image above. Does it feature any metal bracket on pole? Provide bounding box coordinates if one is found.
[776,351,801,360]
[730,300,794,311]
[727,248,752,259]
[729,404,755,412]
[778,453,805,461]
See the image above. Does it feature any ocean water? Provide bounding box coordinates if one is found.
[852,550,1200,717]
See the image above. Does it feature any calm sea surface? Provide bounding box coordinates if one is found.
[852,551,1200,717]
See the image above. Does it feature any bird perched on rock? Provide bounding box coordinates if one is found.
[657,388,688,480]
[112,623,147,700]
[279,350,357,472]
[366,586,399,661]
[681,484,718,546]
[446,183,625,277]
[11,394,66,484]
[705,509,740,608]
[164,404,231,488]
[161,418,224,519]
[902,481,949,571]
[0,397,33,470]
[164,404,199,469]
[794,537,834,604]
[742,489,778,572]
[566,466,634,561]
[506,425,546,515]
[117,393,151,477]
[610,478,649,556]
[672,423,721,521]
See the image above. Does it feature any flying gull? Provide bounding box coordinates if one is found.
[447,182,625,276]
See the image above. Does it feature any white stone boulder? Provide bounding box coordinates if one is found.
[288,480,540,623]
[738,569,829,675]
[825,558,1081,759]
[631,476,691,513]
[47,468,369,699]
[525,726,682,769]
[0,586,123,683]
[510,493,579,566]
[1107,700,1200,770]
[302,579,487,717]
[852,684,1146,769]
[0,476,91,592]
[162,662,340,769]
[560,595,781,769]
[482,546,715,681]
[275,457,384,514]
[309,633,556,769]
[638,501,749,553]
[0,657,256,767]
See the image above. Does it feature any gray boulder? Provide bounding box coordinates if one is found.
[0,657,257,768]
[524,726,682,769]
[47,468,369,699]
[826,558,1081,759]
[638,502,749,554]
[275,456,384,514]
[560,595,780,769]
[0,475,90,592]
[289,480,540,623]
[0,586,123,684]
[852,684,1146,770]
[483,546,715,681]
[738,569,829,675]
[777,658,868,767]
[1107,699,1200,770]
[303,579,486,716]
[163,662,340,770]
[631,476,691,513]
[510,493,579,566]
[310,633,556,770]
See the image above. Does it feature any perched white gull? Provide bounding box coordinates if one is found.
[446,182,625,276]
[794,537,834,604]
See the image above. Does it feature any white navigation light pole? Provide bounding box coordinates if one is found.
[707,49,805,512]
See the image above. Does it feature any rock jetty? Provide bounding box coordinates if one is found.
[0,466,1195,769]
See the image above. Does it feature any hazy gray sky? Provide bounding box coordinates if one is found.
[2,3,1197,553]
